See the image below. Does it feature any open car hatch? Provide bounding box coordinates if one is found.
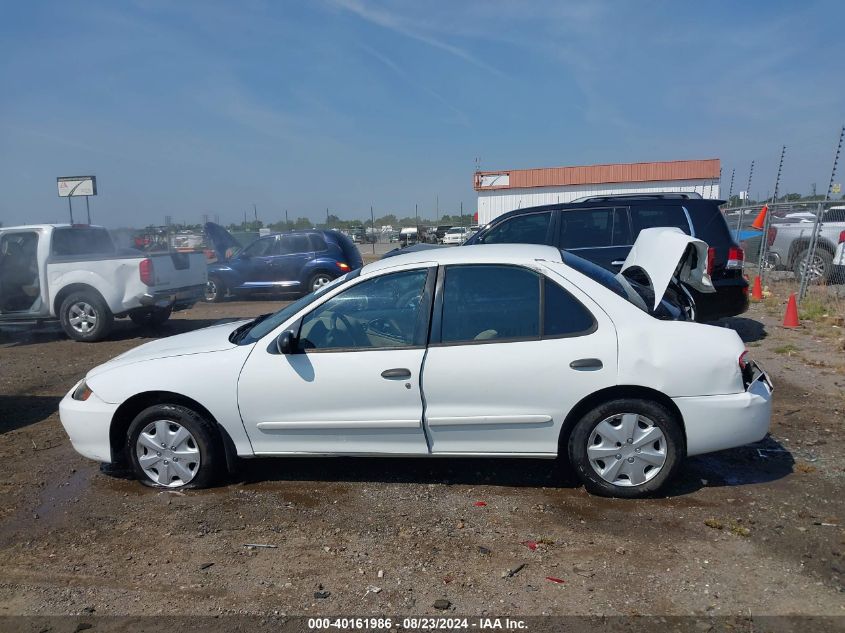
[620,227,715,311]
[203,222,242,262]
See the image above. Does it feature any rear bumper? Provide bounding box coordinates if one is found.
[59,382,118,463]
[673,364,772,457]
[138,284,205,310]
[691,279,749,321]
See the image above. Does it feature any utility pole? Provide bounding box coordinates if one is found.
[371,205,376,255]
[285,209,289,230]
[253,203,258,222]
[436,195,439,223]
[326,208,330,228]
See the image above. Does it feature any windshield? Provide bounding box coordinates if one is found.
[235,269,361,344]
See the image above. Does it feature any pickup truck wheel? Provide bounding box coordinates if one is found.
[129,306,172,327]
[793,248,832,284]
[59,292,114,342]
[126,404,220,489]
[308,272,334,293]
[205,277,226,302]
[568,398,683,498]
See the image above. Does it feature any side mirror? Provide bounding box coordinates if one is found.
[276,330,298,355]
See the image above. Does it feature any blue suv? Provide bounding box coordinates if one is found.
[204,223,363,302]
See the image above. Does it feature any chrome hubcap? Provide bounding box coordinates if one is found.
[587,413,667,487]
[205,280,218,301]
[799,255,825,280]
[313,276,331,290]
[136,420,201,487]
[68,301,97,334]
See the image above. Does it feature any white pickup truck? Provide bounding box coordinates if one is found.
[0,224,207,341]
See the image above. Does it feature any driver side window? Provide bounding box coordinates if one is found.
[299,269,431,351]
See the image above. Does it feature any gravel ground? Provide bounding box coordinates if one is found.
[0,297,843,618]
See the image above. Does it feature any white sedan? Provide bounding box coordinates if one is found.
[59,230,772,498]
[442,227,471,245]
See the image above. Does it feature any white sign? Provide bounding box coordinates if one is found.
[57,176,97,197]
[832,183,841,194]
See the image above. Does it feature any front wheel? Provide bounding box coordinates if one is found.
[59,291,114,342]
[568,398,684,498]
[126,404,221,489]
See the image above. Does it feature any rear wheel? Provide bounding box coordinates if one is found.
[568,398,684,498]
[126,404,220,489]
[308,272,333,293]
[59,291,114,342]
[793,248,832,284]
[129,306,172,327]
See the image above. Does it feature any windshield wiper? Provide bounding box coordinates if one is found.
[229,313,272,344]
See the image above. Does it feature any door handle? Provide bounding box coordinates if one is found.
[381,368,412,379]
[611,260,625,266]
[570,358,603,371]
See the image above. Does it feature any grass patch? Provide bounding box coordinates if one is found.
[773,344,799,355]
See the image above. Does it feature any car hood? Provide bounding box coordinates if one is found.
[88,319,248,377]
[620,227,715,310]
[204,221,242,262]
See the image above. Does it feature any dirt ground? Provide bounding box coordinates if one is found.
[0,293,843,618]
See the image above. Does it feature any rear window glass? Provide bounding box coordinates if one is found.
[309,234,328,251]
[543,278,595,336]
[630,206,690,238]
[51,228,114,256]
[279,234,312,254]
[559,208,630,249]
[481,212,551,245]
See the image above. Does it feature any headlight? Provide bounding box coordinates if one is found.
[72,380,93,401]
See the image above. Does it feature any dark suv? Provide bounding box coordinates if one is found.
[204,224,363,302]
[463,194,748,321]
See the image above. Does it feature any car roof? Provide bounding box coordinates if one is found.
[363,244,563,275]
[0,223,107,231]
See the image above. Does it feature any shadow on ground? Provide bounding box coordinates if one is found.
[0,395,63,433]
[714,316,767,343]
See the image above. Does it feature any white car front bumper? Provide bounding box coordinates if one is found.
[59,381,119,463]
[674,365,773,457]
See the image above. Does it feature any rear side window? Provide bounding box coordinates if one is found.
[309,233,328,251]
[51,228,114,256]
[481,212,551,245]
[543,278,595,336]
[279,234,312,254]
[441,265,540,343]
[559,208,630,249]
[630,206,691,238]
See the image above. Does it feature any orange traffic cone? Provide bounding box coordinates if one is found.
[751,276,763,302]
[782,293,800,328]
[750,204,768,230]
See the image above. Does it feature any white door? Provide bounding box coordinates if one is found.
[422,264,617,455]
[238,266,436,454]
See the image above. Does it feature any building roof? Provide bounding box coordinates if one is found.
[474,158,720,191]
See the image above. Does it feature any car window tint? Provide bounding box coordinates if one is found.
[242,237,276,257]
[279,234,312,255]
[482,212,551,245]
[441,265,540,343]
[543,277,595,336]
[299,269,430,351]
[630,206,690,238]
[309,233,328,251]
[51,228,115,256]
[559,208,630,249]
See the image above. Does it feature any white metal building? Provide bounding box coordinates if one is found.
[474,159,721,225]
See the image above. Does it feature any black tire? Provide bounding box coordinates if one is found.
[308,272,334,294]
[129,306,172,327]
[126,404,221,489]
[205,276,226,302]
[568,398,684,498]
[793,248,833,284]
[59,291,114,342]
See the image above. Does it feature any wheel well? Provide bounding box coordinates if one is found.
[53,284,108,317]
[557,385,687,455]
[109,391,238,472]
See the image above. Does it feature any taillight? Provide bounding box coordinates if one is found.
[139,258,154,285]
[766,226,778,247]
[336,262,350,272]
[738,350,749,370]
[726,246,744,270]
[839,230,845,244]
[706,247,716,274]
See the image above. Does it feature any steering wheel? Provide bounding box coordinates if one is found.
[396,289,421,309]
[328,312,358,347]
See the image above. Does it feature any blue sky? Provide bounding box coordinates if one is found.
[1,0,843,228]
